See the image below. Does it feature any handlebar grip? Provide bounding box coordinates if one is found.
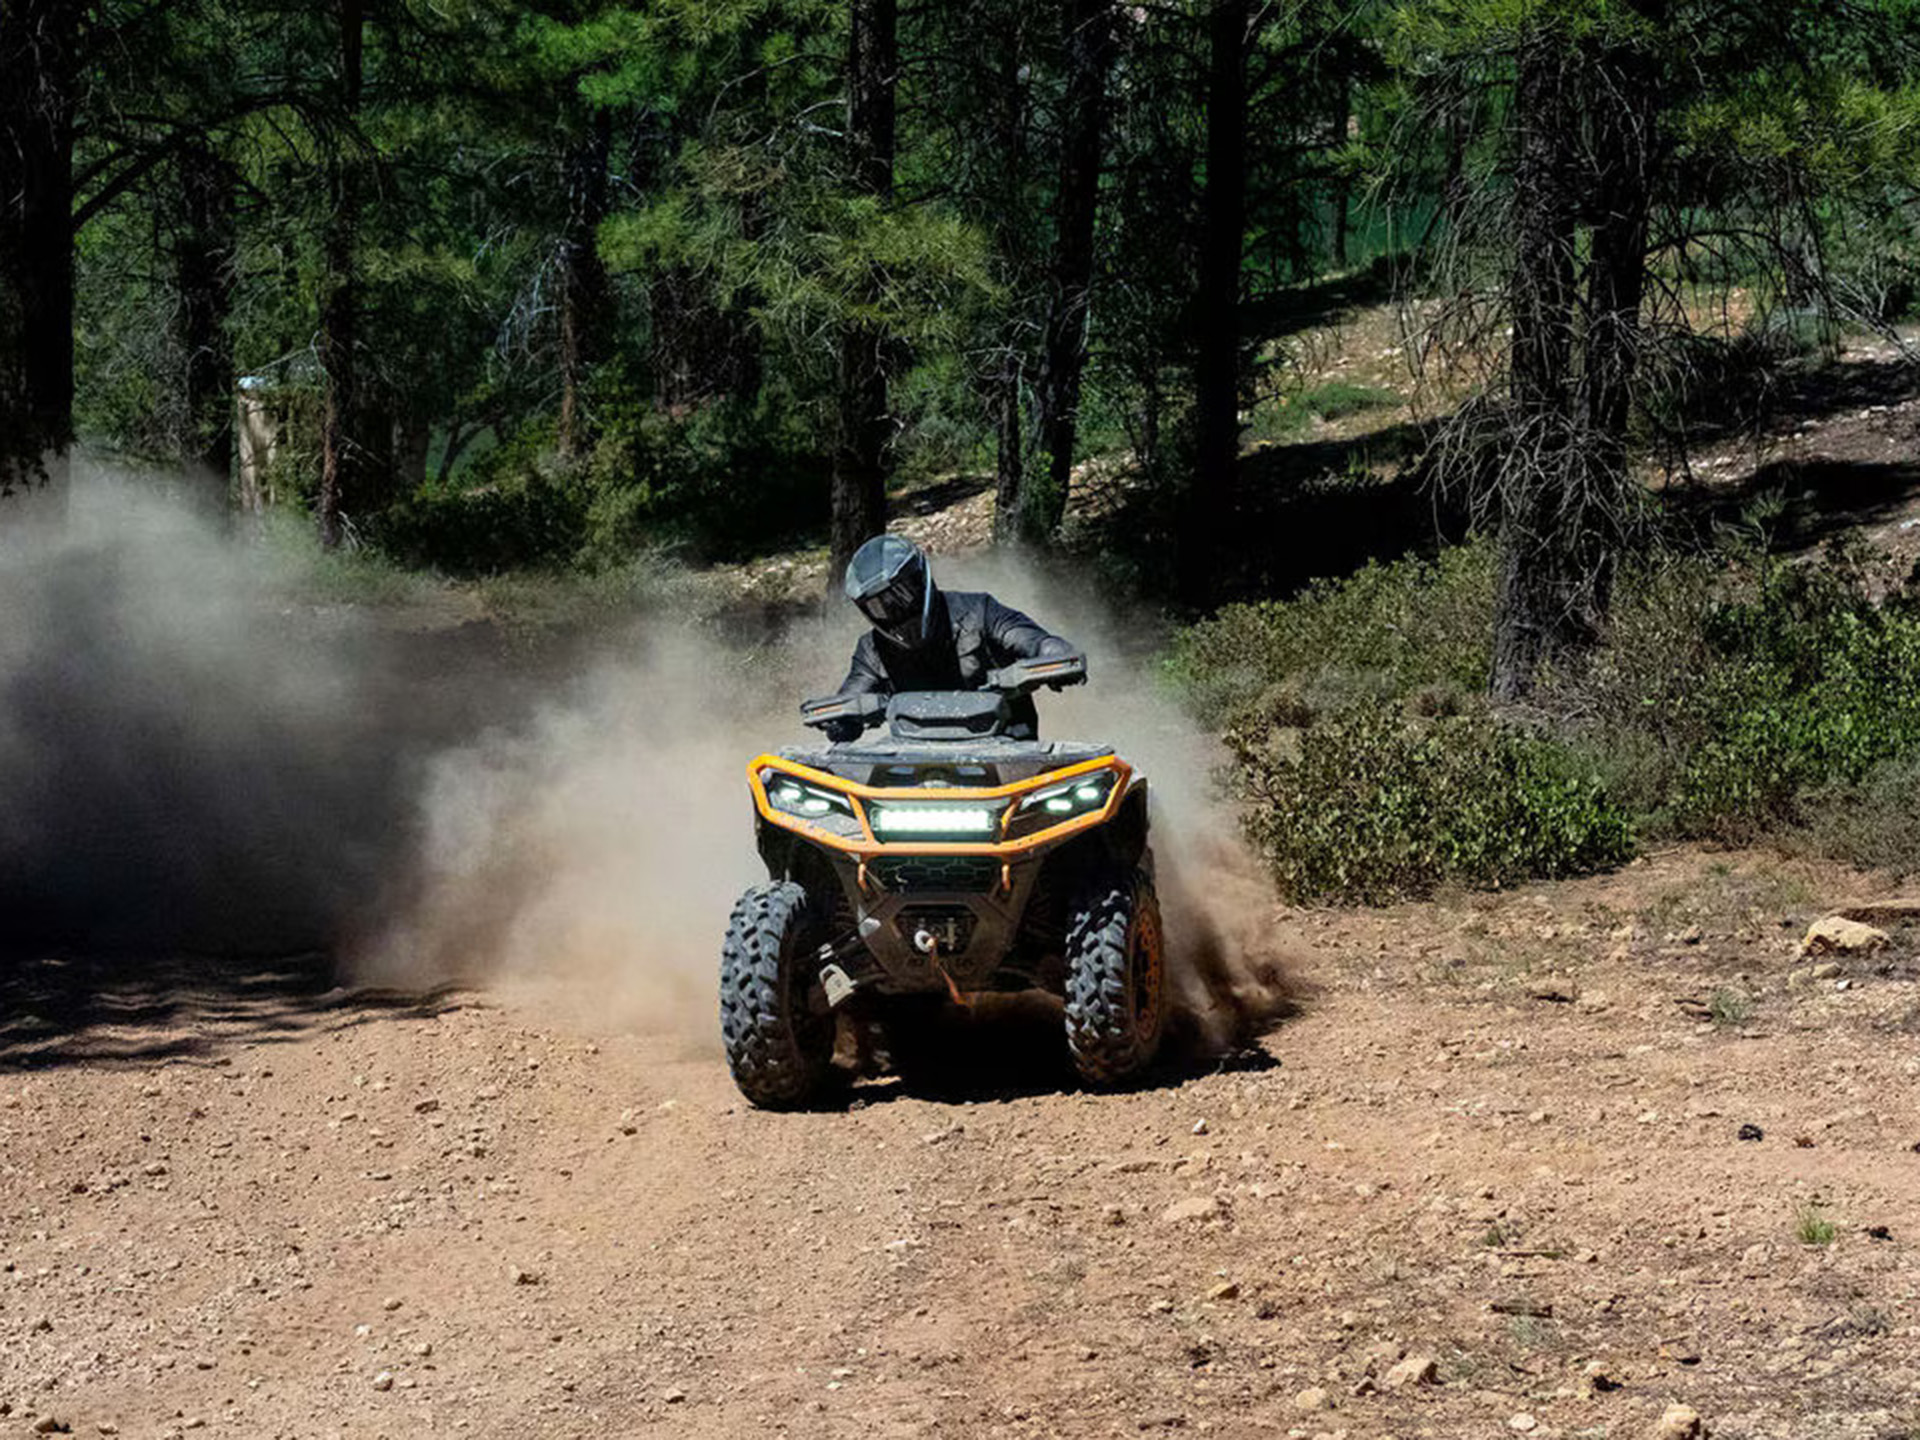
[985,652,1088,694]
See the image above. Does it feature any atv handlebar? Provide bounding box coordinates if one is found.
[801,650,1088,737]
[983,649,1088,696]
[800,690,890,734]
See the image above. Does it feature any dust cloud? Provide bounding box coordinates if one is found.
[0,469,454,954]
[349,631,819,1047]
[3,473,1288,1059]
[940,553,1299,1052]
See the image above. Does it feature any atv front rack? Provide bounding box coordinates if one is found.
[748,751,1134,864]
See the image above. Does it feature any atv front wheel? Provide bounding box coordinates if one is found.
[719,882,835,1109]
[1063,864,1166,1085]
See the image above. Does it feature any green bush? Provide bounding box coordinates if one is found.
[1168,542,1494,729]
[1225,701,1634,905]
[581,388,830,565]
[1177,531,1920,901]
[1652,547,1920,839]
[378,466,590,575]
[1793,755,1920,876]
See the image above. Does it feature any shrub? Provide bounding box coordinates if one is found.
[581,389,830,565]
[1795,1203,1838,1247]
[1178,526,1920,903]
[1168,542,1494,730]
[1663,548,1920,838]
[1792,755,1920,876]
[1225,701,1635,905]
[379,466,590,575]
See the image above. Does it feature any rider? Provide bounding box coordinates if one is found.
[828,534,1083,741]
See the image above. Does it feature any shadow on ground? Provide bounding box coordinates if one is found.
[828,989,1292,1109]
[0,949,469,1072]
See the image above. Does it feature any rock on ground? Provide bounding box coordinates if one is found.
[1801,916,1889,956]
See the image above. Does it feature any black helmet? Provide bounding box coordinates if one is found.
[845,534,936,648]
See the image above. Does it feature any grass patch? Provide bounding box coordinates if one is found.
[1795,1203,1838,1247]
[1247,381,1400,443]
[1709,987,1755,1027]
[1505,1314,1556,1351]
[256,508,447,609]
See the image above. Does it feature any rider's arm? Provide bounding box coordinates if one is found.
[824,634,891,741]
[838,632,892,696]
[982,595,1077,663]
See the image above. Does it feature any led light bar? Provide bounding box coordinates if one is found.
[872,806,998,836]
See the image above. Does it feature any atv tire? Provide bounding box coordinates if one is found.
[720,882,835,1109]
[1063,863,1166,1086]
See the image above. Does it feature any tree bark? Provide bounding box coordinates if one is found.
[1579,34,1658,484]
[991,352,1024,543]
[1023,0,1115,546]
[318,0,366,551]
[1185,0,1251,605]
[1330,73,1352,268]
[558,108,612,461]
[0,0,77,515]
[987,28,1031,546]
[176,140,237,514]
[1491,25,1582,702]
[828,0,899,589]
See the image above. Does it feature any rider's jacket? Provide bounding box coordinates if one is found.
[832,590,1068,740]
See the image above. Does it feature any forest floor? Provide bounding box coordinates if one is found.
[7,307,1920,1440]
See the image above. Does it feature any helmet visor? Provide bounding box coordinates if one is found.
[855,573,923,632]
[845,535,932,646]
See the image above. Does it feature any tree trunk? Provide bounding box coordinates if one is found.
[1330,74,1352,269]
[991,352,1024,542]
[318,0,365,551]
[988,30,1030,547]
[828,0,899,589]
[558,108,612,461]
[1579,33,1658,492]
[391,412,430,493]
[0,0,77,517]
[1491,25,1582,702]
[1185,0,1250,605]
[176,140,237,515]
[1024,0,1114,545]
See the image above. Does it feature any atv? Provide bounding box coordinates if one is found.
[720,651,1165,1108]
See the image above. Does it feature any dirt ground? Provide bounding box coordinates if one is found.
[4,846,1918,1440]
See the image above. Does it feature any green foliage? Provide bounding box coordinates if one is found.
[379,464,591,576]
[1792,755,1920,877]
[1795,1203,1838,1247]
[579,381,833,563]
[1246,381,1399,444]
[1181,530,1920,902]
[1649,547,1920,840]
[1168,543,1495,729]
[1226,699,1634,905]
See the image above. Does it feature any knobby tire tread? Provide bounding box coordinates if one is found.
[1063,864,1164,1086]
[719,881,833,1109]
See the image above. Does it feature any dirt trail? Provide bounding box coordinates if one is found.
[4,850,1918,1440]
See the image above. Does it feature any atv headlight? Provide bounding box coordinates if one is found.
[764,774,856,821]
[1007,770,1117,837]
[1018,772,1115,817]
[869,803,1002,837]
